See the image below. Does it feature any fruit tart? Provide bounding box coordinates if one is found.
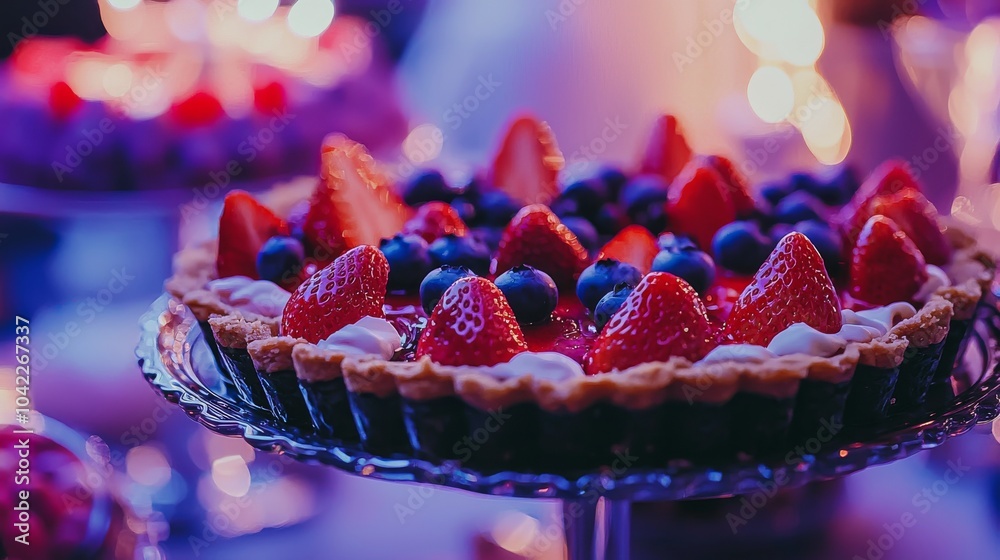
[164,116,995,472]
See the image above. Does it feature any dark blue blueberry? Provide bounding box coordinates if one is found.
[495,265,559,325]
[403,169,458,206]
[379,234,433,292]
[760,181,793,206]
[561,216,599,253]
[788,172,820,193]
[450,197,477,224]
[793,220,844,276]
[620,175,669,232]
[560,178,608,218]
[475,190,521,227]
[818,165,861,201]
[576,259,642,312]
[256,236,304,286]
[419,265,476,314]
[651,247,716,295]
[550,195,581,218]
[472,227,504,252]
[593,205,630,235]
[802,168,851,206]
[594,283,633,331]
[774,191,827,224]
[597,167,628,201]
[428,233,492,276]
[657,233,697,252]
[711,221,771,275]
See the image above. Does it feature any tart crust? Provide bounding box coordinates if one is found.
[934,279,982,321]
[292,344,350,383]
[208,315,276,349]
[248,336,308,374]
[889,296,953,348]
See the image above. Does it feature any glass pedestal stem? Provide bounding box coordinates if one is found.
[562,497,630,560]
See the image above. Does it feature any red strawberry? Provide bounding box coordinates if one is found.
[584,273,715,374]
[495,204,590,288]
[303,135,411,266]
[839,160,920,222]
[702,154,755,217]
[639,114,693,182]
[416,276,528,366]
[722,232,843,346]
[216,191,289,279]
[402,201,468,242]
[281,245,389,343]
[597,225,659,274]
[848,215,929,307]
[871,189,951,266]
[666,164,736,250]
[490,115,564,205]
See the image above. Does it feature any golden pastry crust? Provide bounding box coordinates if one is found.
[342,356,399,398]
[935,279,982,321]
[291,344,349,383]
[248,336,308,374]
[890,296,953,347]
[208,315,274,349]
[852,335,908,368]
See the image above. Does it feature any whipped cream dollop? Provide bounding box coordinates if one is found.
[914,265,951,303]
[700,344,777,364]
[486,352,586,381]
[767,323,847,357]
[846,302,917,334]
[317,317,402,359]
[207,276,290,317]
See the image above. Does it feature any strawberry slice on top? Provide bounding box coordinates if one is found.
[584,272,715,374]
[702,154,756,217]
[838,160,920,224]
[495,204,590,289]
[722,232,843,346]
[217,190,289,279]
[303,135,411,266]
[281,245,390,343]
[490,115,564,206]
[871,188,951,266]
[639,114,693,183]
[416,276,528,367]
[848,215,929,308]
[402,201,468,242]
[666,163,736,251]
[597,225,659,274]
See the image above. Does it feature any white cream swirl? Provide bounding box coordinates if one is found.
[767,323,847,358]
[848,302,916,334]
[486,352,585,381]
[317,317,401,359]
[700,344,777,364]
[207,276,290,317]
[914,265,951,303]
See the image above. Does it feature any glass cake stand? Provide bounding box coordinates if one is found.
[137,293,1000,560]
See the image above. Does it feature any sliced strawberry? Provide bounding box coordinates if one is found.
[495,204,590,288]
[402,201,468,242]
[584,272,715,374]
[848,215,929,307]
[416,276,528,366]
[281,245,389,343]
[722,232,843,346]
[303,135,412,266]
[490,115,564,205]
[839,160,920,222]
[597,225,659,274]
[871,189,951,266]
[666,164,736,250]
[639,114,693,182]
[216,191,289,279]
[702,155,755,217]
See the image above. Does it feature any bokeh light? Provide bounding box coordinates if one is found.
[287,0,336,38]
[747,66,794,123]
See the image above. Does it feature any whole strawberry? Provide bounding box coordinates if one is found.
[495,204,590,288]
[702,154,756,217]
[490,115,564,206]
[849,215,929,307]
[416,276,528,366]
[584,272,715,374]
[597,225,659,274]
[402,201,468,242]
[723,232,843,346]
[217,191,289,279]
[666,163,736,250]
[871,189,951,266]
[281,245,389,343]
[639,114,693,183]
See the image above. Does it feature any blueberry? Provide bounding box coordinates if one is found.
[550,195,581,218]
[560,178,608,218]
[597,167,628,202]
[472,227,504,252]
[450,197,477,224]
[428,233,492,275]
[774,191,827,224]
[419,265,476,314]
[594,283,633,331]
[802,169,852,206]
[576,259,642,312]
[256,236,304,285]
[711,221,771,275]
[651,247,716,295]
[495,265,559,325]
[788,172,820,193]
[792,220,844,275]
[620,175,669,232]
[379,234,433,292]
[825,165,860,196]
[593,205,629,235]
[561,216,599,253]
[403,169,457,206]
[760,181,793,206]
[475,190,521,227]
[657,233,697,252]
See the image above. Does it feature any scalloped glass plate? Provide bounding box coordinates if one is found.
[137,293,1000,502]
